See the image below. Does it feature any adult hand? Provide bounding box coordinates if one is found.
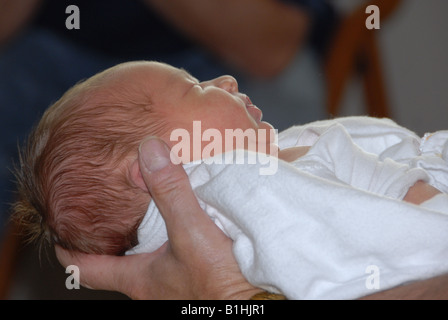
[56,137,260,299]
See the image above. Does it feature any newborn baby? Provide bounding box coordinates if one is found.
[13,61,448,299]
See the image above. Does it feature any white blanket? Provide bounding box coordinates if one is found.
[127,117,448,299]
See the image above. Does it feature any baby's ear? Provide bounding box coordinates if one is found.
[129,159,149,192]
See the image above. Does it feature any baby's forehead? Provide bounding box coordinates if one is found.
[100,61,189,101]
[89,62,161,97]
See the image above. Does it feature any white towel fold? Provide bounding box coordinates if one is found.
[127,117,448,299]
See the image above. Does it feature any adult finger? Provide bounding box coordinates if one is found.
[136,137,263,299]
[55,244,160,298]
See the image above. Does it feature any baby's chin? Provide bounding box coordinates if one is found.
[259,120,275,132]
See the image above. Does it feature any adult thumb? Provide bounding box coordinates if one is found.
[137,137,204,234]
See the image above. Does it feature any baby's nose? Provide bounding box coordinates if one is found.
[214,75,238,93]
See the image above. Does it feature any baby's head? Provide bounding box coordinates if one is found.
[13,61,274,255]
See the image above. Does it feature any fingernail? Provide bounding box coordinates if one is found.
[139,137,171,173]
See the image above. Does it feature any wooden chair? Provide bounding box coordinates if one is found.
[325,0,402,118]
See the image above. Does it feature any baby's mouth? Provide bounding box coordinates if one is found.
[245,96,263,124]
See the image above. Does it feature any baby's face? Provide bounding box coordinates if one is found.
[108,61,275,161]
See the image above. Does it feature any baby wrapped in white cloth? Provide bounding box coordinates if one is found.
[127,116,448,300]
